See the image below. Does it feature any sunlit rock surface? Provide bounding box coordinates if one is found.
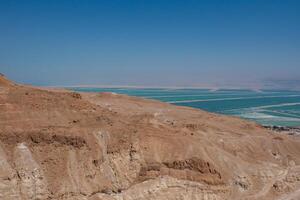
[0,75,300,200]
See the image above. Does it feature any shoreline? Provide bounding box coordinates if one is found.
[263,125,300,136]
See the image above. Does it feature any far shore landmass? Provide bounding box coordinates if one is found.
[47,84,300,92]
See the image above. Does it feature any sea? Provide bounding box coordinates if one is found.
[71,88,300,127]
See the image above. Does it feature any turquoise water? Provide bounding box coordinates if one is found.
[71,88,300,127]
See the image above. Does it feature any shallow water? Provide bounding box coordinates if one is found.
[71,87,300,127]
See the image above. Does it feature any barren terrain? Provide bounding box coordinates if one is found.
[0,74,300,200]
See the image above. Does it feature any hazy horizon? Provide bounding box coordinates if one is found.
[1,0,299,90]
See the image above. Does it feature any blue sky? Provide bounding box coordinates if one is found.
[0,0,299,89]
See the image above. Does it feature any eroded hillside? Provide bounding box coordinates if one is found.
[0,74,300,200]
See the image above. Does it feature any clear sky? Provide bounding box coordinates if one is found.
[0,0,299,89]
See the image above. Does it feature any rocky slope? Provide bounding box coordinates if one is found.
[0,74,300,200]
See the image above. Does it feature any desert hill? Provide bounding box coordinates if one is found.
[0,75,300,200]
[0,73,15,87]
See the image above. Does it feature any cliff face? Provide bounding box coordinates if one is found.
[0,76,300,200]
